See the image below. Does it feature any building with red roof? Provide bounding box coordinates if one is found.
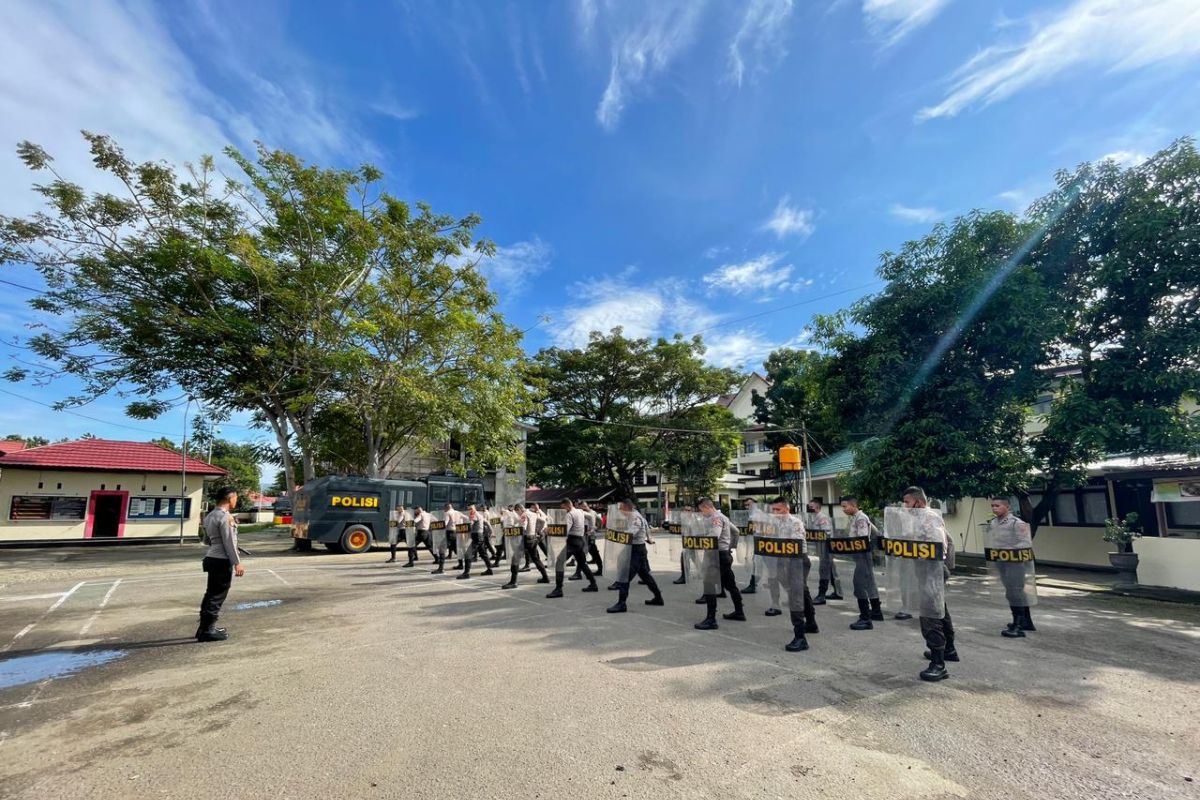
[0,439,225,545]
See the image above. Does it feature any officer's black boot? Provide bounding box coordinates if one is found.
[924,646,960,662]
[786,611,809,652]
[480,559,494,577]
[920,649,949,682]
[546,572,565,598]
[502,566,519,589]
[673,574,687,585]
[1002,606,1025,637]
[814,579,828,605]
[387,543,397,563]
[456,559,472,579]
[850,598,874,630]
[804,599,820,634]
[196,613,228,642]
[402,552,416,568]
[826,581,844,601]
[869,597,885,621]
[742,575,757,594]
[1020,606,1036,632]
[608,586,629,613]
[695,596,719,630]
[431,555,445,575]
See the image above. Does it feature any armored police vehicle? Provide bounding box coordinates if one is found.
[291,473,485,553]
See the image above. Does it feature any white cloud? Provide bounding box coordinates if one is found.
[761,195,816,239]
[862,0,952,48]
[370,101,421,122]
[888,203,946,223]
[475,238,554,298]
[592,2,708,131]
[703,253,802,295]
[703,328,812,369]
[728,0,795,87]
[918,0,1200,121]
[1100,150,1149,168]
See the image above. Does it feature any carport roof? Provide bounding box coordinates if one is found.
[0,438,226,475]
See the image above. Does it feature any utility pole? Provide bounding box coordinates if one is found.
[178,398,191,545]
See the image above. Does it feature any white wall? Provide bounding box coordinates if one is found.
[1135,537,1200,592]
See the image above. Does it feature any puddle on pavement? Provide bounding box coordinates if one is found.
[0,650,128,690]
[232,599,283,610]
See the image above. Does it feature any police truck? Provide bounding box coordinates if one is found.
[291,473,486,553]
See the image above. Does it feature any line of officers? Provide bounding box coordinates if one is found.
[382,488,1039,684]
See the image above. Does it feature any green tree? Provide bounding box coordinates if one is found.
[527,330,740,496]
[206,439,261,508]
[652,404,741,503]
[3,434,49,447]
[751,348,846,461]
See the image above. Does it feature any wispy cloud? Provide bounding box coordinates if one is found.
[703,253,812,296]
[370,100,421,122]
[918,0,1200,121]
[1100,150,1149,168]
[701,328,812,369]
[888,203,946,223]
[761,195,816,239]
[862,0,952,48]
[594,2,707,131]
[728,0,795,86]
[475,238,554,298]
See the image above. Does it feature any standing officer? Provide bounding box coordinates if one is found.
[501,504,550,588]
[386,504,410,563]
[839,496,884,630]
[532,503,549,560]
[806,500,843,604]
[694,497,745,629]
[444,503,466,570]
[900,487,957,682]
[740,498,760,595]
[761,497,819,651]
[196,487,243,642]
[987,497,1038,638]
[403,505,431,568]
[571,501,604,579]
[458,505,496,579]
[606,497,664,613]
[546,499,599,598]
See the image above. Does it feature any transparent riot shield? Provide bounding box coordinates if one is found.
[730,509,760,585]
[402,512,417,549]
[503,510,526,570]
[429,512,448,556]
[828,517,872,562]
[454,517,472,555]
[670,512,720,594]
[752,510,809,613]
[984,516,1038,607]
[544,508,568,567]
[603,504,634,584]
[882,507,947,618]
[388,509,403,546]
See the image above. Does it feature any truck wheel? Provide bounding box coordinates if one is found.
[340,525,373,554]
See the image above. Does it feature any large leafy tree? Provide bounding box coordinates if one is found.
[653,404,742,504]
[751,348,846,462]
[0,133,530,494]
[527,330,741,496]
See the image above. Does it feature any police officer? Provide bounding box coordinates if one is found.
[988,497,1037,638]
[764,497,819,651]
[901,487,957,682]
[570,500,604,580]
[386,504,410,563]
[806,500,843,604]
[444,503,466,570]
[404,506,432,568]
[532,503,549,560]
[694,497,745,630]
[457,505,496,579]
[195,487,244,642]
[546,499,598,598]
[501,504,550,588]
[606,497,664,613]
[839,496,884,630]
[740,498,760,595]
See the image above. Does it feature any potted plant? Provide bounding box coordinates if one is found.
[1103,513,1142,582]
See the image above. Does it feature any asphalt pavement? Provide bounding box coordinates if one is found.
[1,532,1198,800]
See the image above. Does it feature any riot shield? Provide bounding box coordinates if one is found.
[404,517,417,549]
[752,510,809,612]
[881,507,947,618]
[503,510,526,570]
[730,509,761,584]
[828,519,872,562]
[388,509,403,546]
[429,512,448,556]
[544,509,568,565]
[984,516,1038,607]
[603,504,634,584]
[455,518,472,555]
[670,512,720,595]
[487,512,503,546]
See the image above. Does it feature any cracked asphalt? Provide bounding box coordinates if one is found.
[1,531,1198,800]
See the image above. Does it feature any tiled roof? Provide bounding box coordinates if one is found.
[0,439,226,475]
[809,448,854,478]
[524,486,619,505]
[0,440,28,455]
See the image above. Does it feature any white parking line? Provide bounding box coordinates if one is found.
[267,569,291,586]
[0,592,67,603]
[78,579,122,637]
[1,581,85,653]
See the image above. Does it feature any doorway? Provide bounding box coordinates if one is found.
[88,492,126,538]
[1112,478,1160,537]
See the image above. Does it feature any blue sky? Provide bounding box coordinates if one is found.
[2,0,1200,455]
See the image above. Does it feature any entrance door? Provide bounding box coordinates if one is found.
[1112,478,1160,537]
[89,493,125,538]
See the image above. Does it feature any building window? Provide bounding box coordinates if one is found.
[1032,394,1054,415]
[634,471,645,486]
[647,474,658,485]
[1050,483,1110,527]
[744,442,756,454]
[1164,502,1200,530]
[127,497,193,519]
[9,496,87,521]
[745,469,757,476]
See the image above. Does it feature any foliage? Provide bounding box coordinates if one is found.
[1103,514,1143,553]
[3,434,49,447]
[652,404,741,504]
[527,330,741,496]
[751,349,846,460]
[0,133,532,494]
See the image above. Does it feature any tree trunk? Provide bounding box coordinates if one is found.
[261,404,297,498]
[1016,486,1059,539]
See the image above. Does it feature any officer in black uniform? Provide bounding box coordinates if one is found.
[606,497,664,613]
[458,505,496,579]
[196,487,244,642]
